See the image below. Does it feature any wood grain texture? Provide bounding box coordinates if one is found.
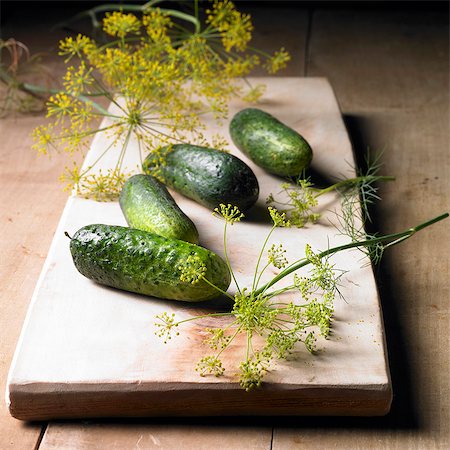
[39,422,272,450]
[7,78,392,421]
[273,7,449,450]
[1,4,310,447]
[1,3,448,449]
[240,3,309,76]
[0,116,73,447]
[0,6,82,443]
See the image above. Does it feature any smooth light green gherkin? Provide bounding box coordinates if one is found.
[119,174,199,244]
[69,224,231,302]
[229,108,313,177]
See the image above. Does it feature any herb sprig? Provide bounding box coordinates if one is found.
[155,205,448,390]
[27,0,290,200]
[0,39,53,116]
[267,154,395,229]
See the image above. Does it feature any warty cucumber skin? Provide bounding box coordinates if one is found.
[229,108,313,177]
[119,174,199,244]
[142,144,259,211]
[69,224,231,302]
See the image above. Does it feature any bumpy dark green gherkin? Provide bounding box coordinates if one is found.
[229,108,313,177]
[142,144,259,211]
[69,224,231,302]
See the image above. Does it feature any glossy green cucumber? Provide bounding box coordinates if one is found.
[229,108,313,177]
[119,174,199,244]
[69,224,230,301]
[142,144,259,211]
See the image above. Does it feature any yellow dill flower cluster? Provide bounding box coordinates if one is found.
[63,62,93,97]
[265,48,291,74]
[58,34,95,61]
[33,2,290,200]
[206,0,253,52]
[103,11,141,39]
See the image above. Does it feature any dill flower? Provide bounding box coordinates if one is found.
[32,1,291,200]
[154,205,448,389]
[154,205,345,389]
[154,312,179,344]
[32,124,55,154]
[268,207,291,227]
[58,34,95,61]
[46,92,74,120]
[196,356,225,377]
[178,255,207,284]
[265,48,291,74]
[214,203,244,224]
[267,243,288,269]
[63,63,94,97]
[103,11,141,39]
[207,0,254,52]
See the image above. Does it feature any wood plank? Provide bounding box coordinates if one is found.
[305,7,448,111]
[6,77,391,421]
[0,6,82,444]
[39,422,272,450]
[0,118,67,447]
[6,3,447,449]
[37,5,308,447]
[274,7,449,450]
[240,3,308,76]
[2,4,308,448]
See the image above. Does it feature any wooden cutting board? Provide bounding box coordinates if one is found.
[6,78,392,420]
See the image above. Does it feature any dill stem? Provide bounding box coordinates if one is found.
[19,82,111,115]
[139,123,188,144]
[252,225,276,291]
[201,276,235,300]
[51,123,119,142]
[163,9,201,34]
[215,326,241,359]
[113,125,133,176]
[89,74,129,116]
[52,1,165,30]
[254,261,271,291]
[246,46,273,59]
[222,222,241,295]
[79,134,120,177]
[254,213,449,296]
[174,312,234,326]
[317,175,396,197]
[137,134,144,168]
[265,285,297,299]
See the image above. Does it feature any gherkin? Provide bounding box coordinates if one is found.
[69,224,231,301]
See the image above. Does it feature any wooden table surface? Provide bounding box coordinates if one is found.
[1,2,448,449]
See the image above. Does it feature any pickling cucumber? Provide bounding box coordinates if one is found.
[119,174,199,244]
[69,224,231,301]
[229,108,313,177]
[142,144,259,211]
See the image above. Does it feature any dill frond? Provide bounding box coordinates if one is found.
[267,154,395,230]
[154,206,448,390]
[30,1,291,200]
